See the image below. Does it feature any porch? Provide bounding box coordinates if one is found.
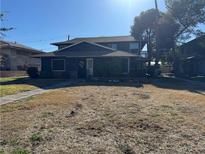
[40,57,146,79]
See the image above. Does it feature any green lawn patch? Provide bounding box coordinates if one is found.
[0,85,36,97]
[0,77,69,97]
[0,77,23,83]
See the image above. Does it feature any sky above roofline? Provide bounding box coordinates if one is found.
[1,0,205,52]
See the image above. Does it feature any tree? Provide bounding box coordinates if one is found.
[131,9,179,66]
[0,54,9,70]
[158,14,180,58]
[131,9,159,66]
[0,12,13,38]
[165,0,205,42]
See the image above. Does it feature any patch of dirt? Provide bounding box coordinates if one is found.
[135,119,165,132]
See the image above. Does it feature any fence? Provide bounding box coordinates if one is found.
[0,71,27,77]
[161,65,173,74]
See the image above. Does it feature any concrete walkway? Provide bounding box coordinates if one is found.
[0,82,71,105]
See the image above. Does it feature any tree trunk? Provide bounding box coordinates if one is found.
[147,42,152,67]
[154,51,160,67]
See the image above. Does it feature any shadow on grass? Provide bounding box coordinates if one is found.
[1,77,204,95]
[0,77,144,89]
[67,78,205,95]
[72,80,144,88]
[0,77,70,90]
[150,77,205,95]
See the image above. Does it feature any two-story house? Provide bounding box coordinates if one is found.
[35,36,146,78]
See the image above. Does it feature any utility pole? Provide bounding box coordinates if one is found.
[155,0,159,11]
[154,0,160,67]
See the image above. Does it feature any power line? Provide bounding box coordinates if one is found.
[17,36,66,44]
[15,35,79,45]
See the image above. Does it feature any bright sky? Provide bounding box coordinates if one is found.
[1,0,204,51]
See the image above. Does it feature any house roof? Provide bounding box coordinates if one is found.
[181,35,205,48]
[180,35,205,58]
[35,41,142,58]
[0,40,43,54]
[51,35,138,46]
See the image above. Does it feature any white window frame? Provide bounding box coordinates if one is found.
[51,59,66,71]
[86,58,93,77]
[128,58,130,74]
[129,42,139,50]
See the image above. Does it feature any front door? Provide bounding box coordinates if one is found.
[86,58,93,77]
[78,59,86,78]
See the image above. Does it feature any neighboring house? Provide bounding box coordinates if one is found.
[0,40,42,71]
[178,35,205,76]
[35,36,146,78]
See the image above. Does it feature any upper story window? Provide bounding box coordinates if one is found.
[111,44,117,50]
[52,59,65,71]
[129,43,139,50]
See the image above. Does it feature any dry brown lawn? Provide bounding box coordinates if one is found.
[0,80,205,154]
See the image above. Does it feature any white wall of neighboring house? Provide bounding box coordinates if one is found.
[140,44,148,58]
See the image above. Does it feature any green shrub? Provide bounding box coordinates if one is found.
[27,67,39,78]
[0,150,5,154]
[30,133,42,142]
[147,66,161,77]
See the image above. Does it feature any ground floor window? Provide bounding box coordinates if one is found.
[52,59,65,71]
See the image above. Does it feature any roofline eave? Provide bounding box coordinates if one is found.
[33,55,145,58]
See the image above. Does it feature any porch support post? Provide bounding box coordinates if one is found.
[128,58,130,74]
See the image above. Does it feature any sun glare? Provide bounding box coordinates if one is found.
[113,0,143,8]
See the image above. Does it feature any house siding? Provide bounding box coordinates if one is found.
[40,57,86,78]
[41,57,52,72]
[93,58,129,77]
[57,41,145,55]
[58,43,73,50]
[99,42,140,54]
[199,61,205,75]
[177,35,205,76]
[40,57,145,78]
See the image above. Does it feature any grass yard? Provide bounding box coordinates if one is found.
[0,79,205,153]
[0,77,69,97]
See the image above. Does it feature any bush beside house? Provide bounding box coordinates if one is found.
[27,67,39,78]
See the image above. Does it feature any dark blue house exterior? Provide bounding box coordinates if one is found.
[178,35,205,76]
[35,36,146,78]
